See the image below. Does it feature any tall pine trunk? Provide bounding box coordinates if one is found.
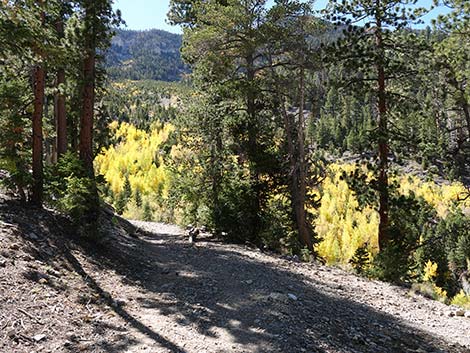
[55,19,67,158]
[79,0,100,226]
[79,45,100,218]
[375,4,390,251]
[270,51,313,252]
[245,53,262,242]
[79,33,95,174]
[295,65,313,251]
[31,1,45,206]
[210,128,223,236]
[31,64,45,206]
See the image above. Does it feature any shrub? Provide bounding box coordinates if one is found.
[0,79,31,201]
[443,211,470,275]
[134,188,142,207]
[423,260,438,282]
[58,175,96,223]
[450,290,470,309]
[259,195,296,252]
[114,191,127,215]
[416,209,470,296]
[44,152,98,225]
[349,245,371,275]
[143,201,153,221]
[410,282,448,303]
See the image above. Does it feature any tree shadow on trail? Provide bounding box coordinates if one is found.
[62,244,189,353]
[0,199,187,353]
[1,199,467,353]
[79,226,467,353]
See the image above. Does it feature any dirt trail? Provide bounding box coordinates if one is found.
[86,221,470,353]
[1,204,470,353]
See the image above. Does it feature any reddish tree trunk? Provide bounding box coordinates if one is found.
[78,5,100,225]
[79,51,95,174]
[295,65,313,251]
[31,65,45,206]
[31,3,45,206]
[55,19,67,158]
[375,4,389,251]
[55,67,67,158]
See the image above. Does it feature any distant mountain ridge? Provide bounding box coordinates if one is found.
[106,29,188,82]
[104,23,345,82]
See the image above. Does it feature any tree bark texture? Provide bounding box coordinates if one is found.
[375,1,390,252]
[295,65,314,251]
[79,48,95,175]
[31,2,45,206]
[55,19,67,158]
[245,53,262,242]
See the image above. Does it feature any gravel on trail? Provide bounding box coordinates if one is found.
[1,201,470,353]
[111,221,470,353]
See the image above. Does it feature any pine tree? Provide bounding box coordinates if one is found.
[134,188,142,208]
[78,0,120,174]
[430,0,470,177]
[79,0,97,174]
[31,0,47,207]
[169,0,273,243]
[54,3,68,158]
[326,0,430,252]
[75,0,120,225]
[265,0,325,251]
[143,201,153,221]
[122,175,132,202]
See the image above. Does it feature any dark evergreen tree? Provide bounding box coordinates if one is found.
[326,0,430,252]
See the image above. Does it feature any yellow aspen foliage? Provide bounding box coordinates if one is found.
[314,164,379,264]
[423,260,438,282]
[451,290,470,309]
[397,176,469,218]
[433,285,447,301]
[314,163,469,265]
[94,122,174,197]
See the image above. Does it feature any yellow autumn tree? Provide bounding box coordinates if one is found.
[314,163,469,265]
[94,122,174,218]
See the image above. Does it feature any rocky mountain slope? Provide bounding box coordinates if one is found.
[1,194,470,353]
[106,29,188,82]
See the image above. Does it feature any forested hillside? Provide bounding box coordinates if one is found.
[106,29,188,81]
[1,1,470,352]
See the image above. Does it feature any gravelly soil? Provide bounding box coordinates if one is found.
[1,198,470,353]
[126,221,470,353]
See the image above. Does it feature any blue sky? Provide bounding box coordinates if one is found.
[113,0,449,33]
